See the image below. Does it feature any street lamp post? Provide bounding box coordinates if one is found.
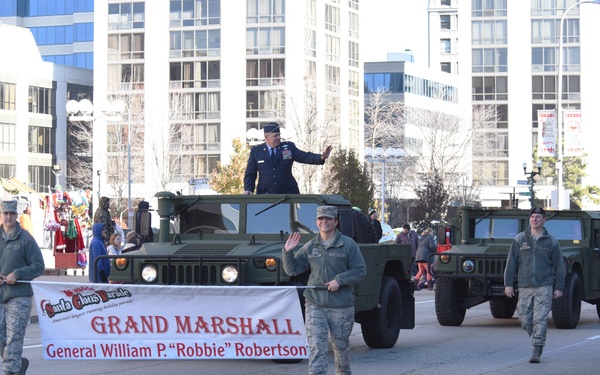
[556,0,600,209]
[523,160,542,207]
[51,164,61,190]
[364,147,405,222]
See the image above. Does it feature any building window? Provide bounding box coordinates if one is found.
[169,29,221,58]
[246,59,285,87]
[473,131,509,158]
[349,12,359,39]
[472,76,508,101]
[170,61,221,89]
[246,27,285,55]
[532,75,580,101]
[108,2,145,30]
[440,15,451,30]
[348,70,359,96]
[471,0,507,17]
[440,38,451,53]
[28,86,53,114]
[531,19,579,44]
[326,65,340,92]
[170,154,219,182]
[0,123,16,151]
[0,82,16,110]
[348,0,359,10]
[108,33,145,60]
[305,29,316,57]
[246,90,284,118]
[531,0,581,16]
[171,123,220,151]
[326,35,340,63]
[441,62,451,73]
[28,126,52,154]
[107,63,145,91]
[247,0,285,23]
[170,0,221,27]
[28,166,53,193]
[306,0,316,26]
[531,103,557,129]
[325,4,340,32]
[177,92,221,120]
[0,164,16,179]
[364,73,403,93]
[473,160,508,186]
[472,48,507,73]
[472,20,507,45]
[441,0,451,5]
[532,46,579,73]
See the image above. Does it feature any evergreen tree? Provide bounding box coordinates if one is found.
[412,168,449,230]
[209,138,248,194]
[322,149,374,212]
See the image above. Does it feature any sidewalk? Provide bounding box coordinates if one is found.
[31,249,90,323]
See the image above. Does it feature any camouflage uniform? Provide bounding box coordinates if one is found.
[283,209,366,375]
[517,285,553,346]
[0,297,32,374]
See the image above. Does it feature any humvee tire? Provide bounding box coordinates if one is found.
[435,277,467,326]
[596,304,600,320]
[552,272,581,329]
[489,297,517,319]
[360,276,402,348]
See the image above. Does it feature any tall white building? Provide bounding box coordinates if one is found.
[93,0,363,205]
[427,0,600,209]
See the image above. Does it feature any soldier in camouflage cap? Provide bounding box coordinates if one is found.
[282,206,366,374]
[1,199,45,374]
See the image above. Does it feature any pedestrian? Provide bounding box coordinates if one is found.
[88,222,110,283]
[414,228,436,290]
[396,223,419,277]
[243,122,332,194]
[0,199,45,375]
[283,205,366,375]
[368,209,383,242]
[18,207,33,236]
[504,207,565,364]
[93,196,113,246]
[122,231,140,253]
[106,233,123,256]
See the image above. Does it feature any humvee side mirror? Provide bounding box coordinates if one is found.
[338,210,357,241]
[437,225,448,246]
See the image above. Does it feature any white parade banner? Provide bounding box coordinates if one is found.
[537,110,556,157]
[31,281,308,360]
[563,109,583,157]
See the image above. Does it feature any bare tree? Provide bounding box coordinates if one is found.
[364,90,405,150]
[67,119,93,190]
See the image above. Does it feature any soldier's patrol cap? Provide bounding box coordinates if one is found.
[316,206,337,219]
[263,122,281,134]
[529,207,546,217]
[1,200,18,213]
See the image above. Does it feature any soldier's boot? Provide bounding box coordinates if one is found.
[19,357,29,375]
[529,345,543,363]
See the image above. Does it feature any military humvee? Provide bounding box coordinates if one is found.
[431,206,600,328]
[108,192,415,349]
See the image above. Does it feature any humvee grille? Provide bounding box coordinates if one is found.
[476,259,507,275]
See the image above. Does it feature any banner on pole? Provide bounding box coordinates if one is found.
[537,110,556,157]
[32,281,308,360]
[563,110,583,157]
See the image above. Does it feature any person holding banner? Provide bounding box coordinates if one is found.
[0,199,45,375]
[283,205,366,375]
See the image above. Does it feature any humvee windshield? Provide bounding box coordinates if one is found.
[474,218,519,239]
[545,219,582,241]
[174,202,320,235]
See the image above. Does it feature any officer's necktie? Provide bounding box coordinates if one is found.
[270,148,275,162]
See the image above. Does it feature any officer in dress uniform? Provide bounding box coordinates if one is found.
[243,122,332,194]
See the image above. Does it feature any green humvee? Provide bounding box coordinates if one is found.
[108,192,415,349]
[431,206,600,328]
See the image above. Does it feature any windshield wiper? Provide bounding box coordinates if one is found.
[255,195,289,216]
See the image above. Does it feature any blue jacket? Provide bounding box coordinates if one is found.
[89,223,110,283]
[244,141,324,194]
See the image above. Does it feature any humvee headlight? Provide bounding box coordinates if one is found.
[439,254,451,264]
[141,265,158,283]
[462,260,475,273]
[115,257,128,270]
[265,258,278,271]
[222,265,238,284]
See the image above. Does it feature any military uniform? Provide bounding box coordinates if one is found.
[244,141,324,194]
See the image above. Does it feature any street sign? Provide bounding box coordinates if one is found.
[519,192,532,196]
[189,177,209,185]
[517,180,528,185]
